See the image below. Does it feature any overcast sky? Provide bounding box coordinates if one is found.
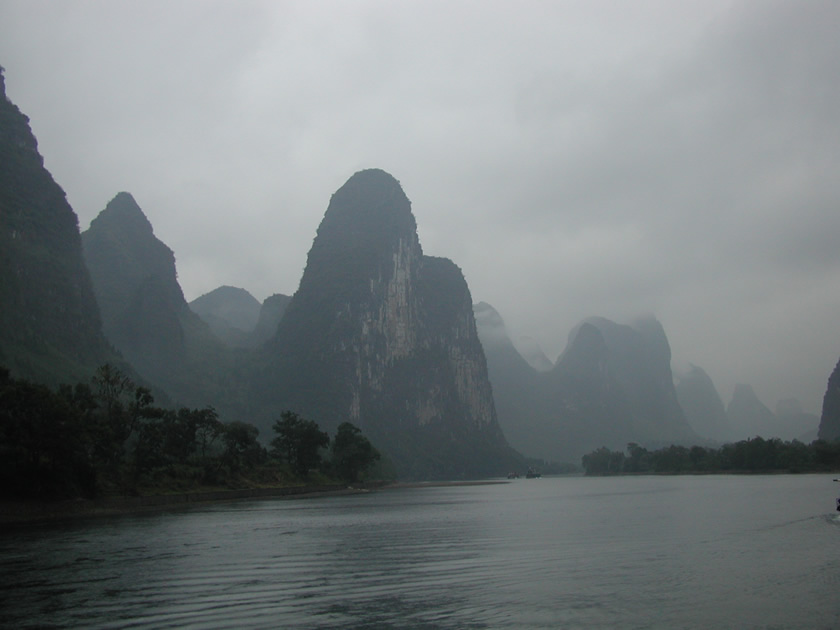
[1,0,838,415]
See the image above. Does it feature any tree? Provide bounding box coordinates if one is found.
[271,411,330,477]
[223,421,263,471]
[330,422,380,483]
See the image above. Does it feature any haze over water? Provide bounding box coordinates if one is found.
[3,475,839,628]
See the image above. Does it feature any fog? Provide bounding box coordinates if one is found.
[1,0,838,414]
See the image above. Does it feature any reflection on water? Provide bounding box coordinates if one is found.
[2,475,839,629]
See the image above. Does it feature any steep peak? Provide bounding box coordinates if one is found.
[90,192,154,236]
[314,168,417,253]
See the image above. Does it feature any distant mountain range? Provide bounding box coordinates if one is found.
[79,169,522,478]
[1,66,835,478]
[475,305,699,462]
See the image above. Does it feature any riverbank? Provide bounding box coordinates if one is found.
[0,482,388,527]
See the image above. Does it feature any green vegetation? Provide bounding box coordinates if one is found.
[270,411,330,477]
[581,438,840,475]
[331,422,381,483]
[0,364,387,501]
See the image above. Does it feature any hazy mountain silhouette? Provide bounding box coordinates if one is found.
[190,286,261,347]
[818,357,840,440]
[473,302,546,458]
[476,305,698,463]
[727,384,775,438]
[515,336,554,372]
[675,364,736,442]
[82,193,232,406]
[773,398,818,442]
[251,293,291,346]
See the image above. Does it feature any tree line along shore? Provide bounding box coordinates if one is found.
[0,364,390,507]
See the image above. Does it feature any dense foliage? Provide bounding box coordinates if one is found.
[581,438,840,475]
[331,422,381,483]
[0,365,385,500]
[270,411,330,477]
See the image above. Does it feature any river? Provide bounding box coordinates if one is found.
[2,474,839,629]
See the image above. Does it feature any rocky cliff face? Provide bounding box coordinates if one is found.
[262,169,518,478]
[82,193,231,405]
[818,358,840,440]
[0,68,116,383]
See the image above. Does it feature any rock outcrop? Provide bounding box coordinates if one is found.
[260,169,519,478]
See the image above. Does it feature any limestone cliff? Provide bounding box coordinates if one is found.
[262,169,518,478]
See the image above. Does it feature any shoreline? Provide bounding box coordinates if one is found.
[0,482,388,527]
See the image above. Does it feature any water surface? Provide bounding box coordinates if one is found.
[2,475,839,628]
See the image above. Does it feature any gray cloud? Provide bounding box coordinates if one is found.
[1,0,838,414]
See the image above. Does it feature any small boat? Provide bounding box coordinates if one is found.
[525,467,541,479]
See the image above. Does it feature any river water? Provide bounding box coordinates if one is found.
[2,475,839,629]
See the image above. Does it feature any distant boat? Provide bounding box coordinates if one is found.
[525,467,541,479]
